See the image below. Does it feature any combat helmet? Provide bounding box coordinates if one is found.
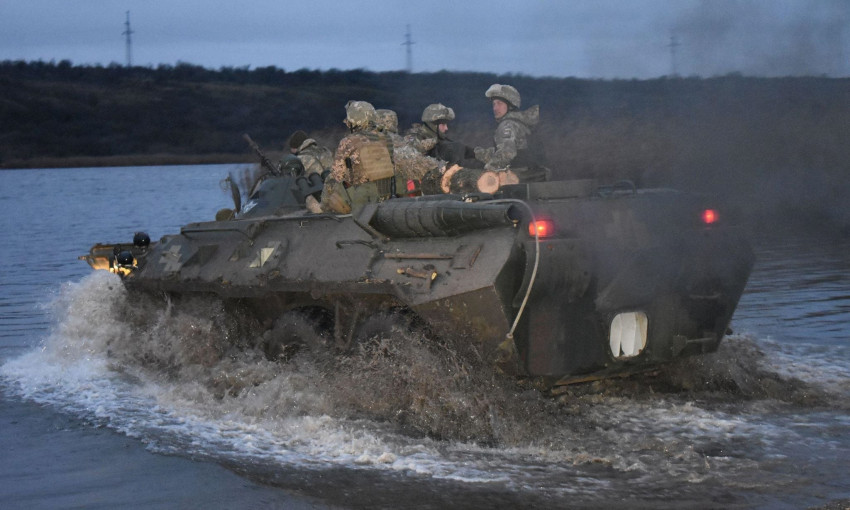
[344,100,377,130]
[421,103,456,124]
[485,84,521,109]
[375,108,399,134]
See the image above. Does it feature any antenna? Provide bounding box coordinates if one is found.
[402,24,414,72]
[122,11,134,67]
[668,34,681,76]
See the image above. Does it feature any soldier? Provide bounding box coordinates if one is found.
[407,104,481,168]
[405,103,447,155]
[286,130,333,178]
[373,107,442,193]
[474,84,548,182]
[375,109,400,137]
[318,100,396,214]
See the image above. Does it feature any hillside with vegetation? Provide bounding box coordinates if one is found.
[2,60,849,229]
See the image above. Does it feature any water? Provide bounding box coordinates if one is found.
[1,166,849,509]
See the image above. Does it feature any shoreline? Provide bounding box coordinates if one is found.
[0,153,280,171]
[4,159,847,236]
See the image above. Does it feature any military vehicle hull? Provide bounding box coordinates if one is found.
[81,178,753,386]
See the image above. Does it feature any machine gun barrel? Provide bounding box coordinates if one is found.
[243,133,280,176]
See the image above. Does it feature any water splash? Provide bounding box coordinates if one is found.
[3,271,848,506]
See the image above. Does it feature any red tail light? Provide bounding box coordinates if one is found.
[406,179,421,197]
[528,219,554,238]
[701,209,718,225]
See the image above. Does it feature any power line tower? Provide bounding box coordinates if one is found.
[402,24,414,72]
[668,34,681,76]
[123,11,134,68]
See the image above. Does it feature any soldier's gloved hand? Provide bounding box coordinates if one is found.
[473,147,487,161]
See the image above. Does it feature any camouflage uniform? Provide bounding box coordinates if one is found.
[375,107,442,185]
[405,122,439,155]
[393,142,442,184]
[407,103,481,169]
[475,84,547,182]
[320,101,396,214]
[406,103,452,156]
[375,109,399,135]
[329,130,394,185]
[294,138,333,177]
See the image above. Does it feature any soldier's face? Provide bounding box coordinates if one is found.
[438,122,449,134]
[492,99,508,119]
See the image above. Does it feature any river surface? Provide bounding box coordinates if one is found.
[1,165,848,509]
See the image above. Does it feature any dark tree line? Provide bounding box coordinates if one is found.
[2,60,849,230]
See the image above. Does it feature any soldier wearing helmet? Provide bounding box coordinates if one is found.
[375,109,399,135]
[474,84,548,182]
[406,103,481,168]
[284,130,332,178]
[405,103,453,154]
[375,108,411,169]
[317,100,397,214]
[366,106,442,193]
[421,103,455,137]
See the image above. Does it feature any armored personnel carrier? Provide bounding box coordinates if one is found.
[81,168,754,387]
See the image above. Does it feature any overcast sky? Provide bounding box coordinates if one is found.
[1,0,848,79]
